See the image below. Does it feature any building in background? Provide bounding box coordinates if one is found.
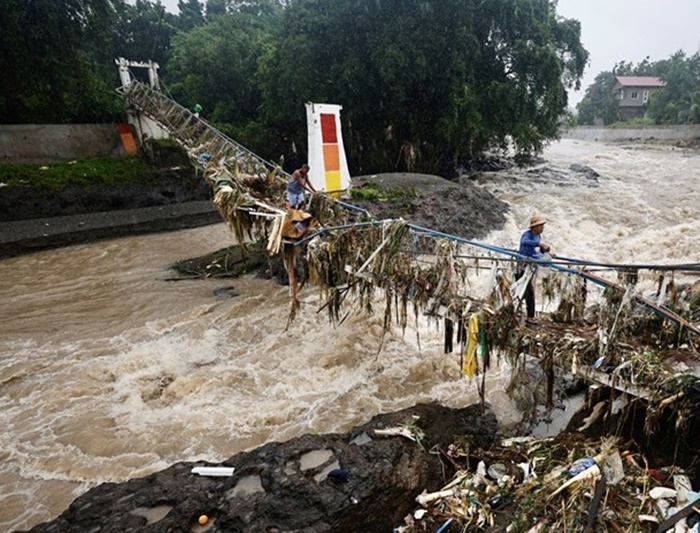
[613,76,666,121]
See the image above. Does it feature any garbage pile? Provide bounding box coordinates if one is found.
[395,433,700,532]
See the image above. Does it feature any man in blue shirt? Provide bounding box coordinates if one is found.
[516,214,552,322]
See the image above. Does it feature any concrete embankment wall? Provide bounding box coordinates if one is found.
[564,125,700,143]
[0,124,127,164]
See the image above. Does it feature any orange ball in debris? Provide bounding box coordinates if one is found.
[198,514,209,525]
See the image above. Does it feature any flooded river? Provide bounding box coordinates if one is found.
[2,139,699,531]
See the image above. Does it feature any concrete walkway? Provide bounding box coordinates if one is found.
[0,201,221,259]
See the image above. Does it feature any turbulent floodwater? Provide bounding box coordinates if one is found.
[2,139,699,531]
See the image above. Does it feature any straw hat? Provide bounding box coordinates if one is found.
[528,214,547,228]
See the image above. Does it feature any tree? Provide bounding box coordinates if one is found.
[166,8,279,146]
[0,0,121,123]
[177,0,206,30]
[206,0,229,19]
[256,0,588,174]
[113,0,179,68]
[648,51,700,124]
[576,71,618,125]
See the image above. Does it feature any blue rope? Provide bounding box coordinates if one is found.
[331,199,372,217]
[555,255,700,272]
[433,518,453,533]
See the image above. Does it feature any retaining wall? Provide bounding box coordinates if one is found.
[563,125,700,143]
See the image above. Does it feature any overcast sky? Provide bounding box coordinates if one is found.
[159,0,699,107]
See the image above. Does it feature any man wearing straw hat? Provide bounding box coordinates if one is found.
[516,214,552,324]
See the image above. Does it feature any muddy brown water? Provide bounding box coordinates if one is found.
[2,139,699,531]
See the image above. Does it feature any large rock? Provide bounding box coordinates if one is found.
[351,173,509,240]
[23,403,497,533]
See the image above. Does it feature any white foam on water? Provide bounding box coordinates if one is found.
[480,140,700,299]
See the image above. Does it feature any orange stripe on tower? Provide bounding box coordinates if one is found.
[323,144,340,171]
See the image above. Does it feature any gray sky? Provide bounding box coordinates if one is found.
[160,0,700,106]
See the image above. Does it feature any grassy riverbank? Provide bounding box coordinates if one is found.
[0,155,154,191]
[0,146,212,223]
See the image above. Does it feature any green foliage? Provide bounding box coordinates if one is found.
[113,0,179,68]
[576,71,619,125]
[206,0,229,19]
[647,52,700,124]
[0,0,121,124]
[176,0,206,30]
[6,0,587,174]
[0,156,153,191]
[256,0,587,174]
[607,117,655,128]
[166,8,279,136]
[613,57,656,77]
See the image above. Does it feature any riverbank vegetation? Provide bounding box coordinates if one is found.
[0,145,211,222]
[0,156,153,191]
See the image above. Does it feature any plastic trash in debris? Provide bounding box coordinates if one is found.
[328,469,348,483]
[214,175,234,194]
[638,515,659,524]
[487,462,508,481]
[191,466,235,477]
[568,457,596,476]
[414,509,428,520]
[647,468,665,482]
[294,219,311,232]
[649,487,677,500]
[687,511,700,528]
[516,462,532,481]
[434,518,453,533]
[199,152,212,162]
[602,451,625,485]
[488,494,508,510]
[471,461,488,488]
[674,474,693,503]
[551,463,601,497]
[592,356,606,369]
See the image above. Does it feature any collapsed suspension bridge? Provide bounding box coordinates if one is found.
[117,76,700,428]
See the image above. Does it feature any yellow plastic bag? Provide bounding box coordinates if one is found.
[462,313,479,379]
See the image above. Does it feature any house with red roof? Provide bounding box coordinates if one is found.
[612,76,666,120]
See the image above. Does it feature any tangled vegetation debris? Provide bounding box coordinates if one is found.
[395,433,700,532]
